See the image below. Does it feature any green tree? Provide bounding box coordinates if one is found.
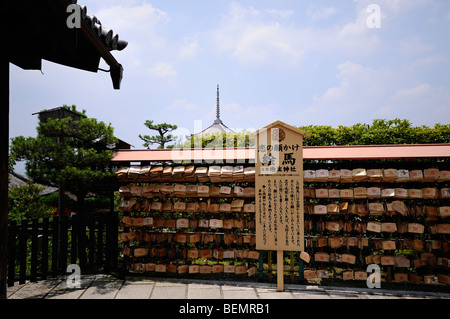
[296,125,338,146]
[9,105,118,213]
[183,131,254,148]
[139,120,178,149]
[355,119,415,145]
[298,119,450,146]
[8,182,52,221]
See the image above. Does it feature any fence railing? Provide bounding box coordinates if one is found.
[7,211,118,286]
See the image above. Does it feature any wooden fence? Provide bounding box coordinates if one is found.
[7,212,118,286]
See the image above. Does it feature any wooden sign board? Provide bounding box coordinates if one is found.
[253,121,309,252]
[252,121,310,291]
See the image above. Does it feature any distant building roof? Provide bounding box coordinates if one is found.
[115,138,134,150]
[9,172,58,196]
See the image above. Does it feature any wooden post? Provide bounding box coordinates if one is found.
[298,258,305,282]
[277,250,284,291]
[71,213,79,265]
[97,213,104,269]
[18,218,28,284]
[0,57,9,299]
[258,250,264,281]
[105,192,114,273]
[88,216,95,270]
[51,216,59,275]
[59,214,68,274]
[57,136,66,275]
[30,218,39,282]
[7,220,16,287]
[41,216,49,280]
[268,251,273,282]
[290,251,295,283]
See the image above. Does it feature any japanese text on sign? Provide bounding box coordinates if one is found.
[255,123,306,251]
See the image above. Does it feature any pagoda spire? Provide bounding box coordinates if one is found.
[214,84,222,124]
[189,84,235,138]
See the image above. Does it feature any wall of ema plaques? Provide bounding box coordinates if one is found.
[116,165,450,284]
[302,166,450,284]
[117,165,259,276]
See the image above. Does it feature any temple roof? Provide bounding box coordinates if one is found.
[195,121,235,136]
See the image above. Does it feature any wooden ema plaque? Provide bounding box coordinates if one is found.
[252,121,310,291]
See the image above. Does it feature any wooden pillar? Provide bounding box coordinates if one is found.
[276,250,284,292]
[258,250,264,281]
[0,57,9,299]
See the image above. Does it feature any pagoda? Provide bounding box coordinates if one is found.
[190,85,235,138]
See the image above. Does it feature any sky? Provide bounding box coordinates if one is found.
[9,0,450,162]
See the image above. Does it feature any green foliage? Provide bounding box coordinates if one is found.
[8,182,52,221]
[296,125,338,146]
[299,119,450,146]
[9,105,118,198]
[183,131,255,148]
[139,120,178,149]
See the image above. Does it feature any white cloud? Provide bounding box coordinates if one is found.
[354,0,431,15]
[265,9,295,19]
[392,83,432,100]
[412,55,447,68]
[398,37,434,56]
[97,3,169,33]
[386,0,432,13]
[212,2,307,68]
[231,23,306,68]
[211,2,380,68]
[168,98,199,111]
[219,101,285,132]
[149,62,177,78]
[302,60,450,126]
[331,7,380,53]
[178,36,201,60]
[212,2,311,68]
[96,3,173,77]
[308,6,338,20]
[312,61,394,110]
[380,83,450,124]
